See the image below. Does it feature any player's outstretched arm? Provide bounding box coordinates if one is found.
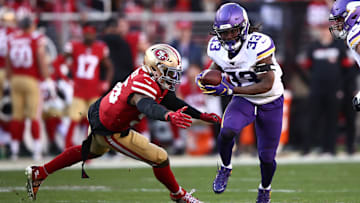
[160,91,221,124]
[100,57,114,92]
[37,39,50,79]
[129,93,193,128]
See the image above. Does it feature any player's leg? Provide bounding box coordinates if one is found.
[65,98,86,148]
[44,132,107,175]
[25,77,42,160]
[218,96,256,166]
[302,92,322,154]
[343,92,356,154]
[26,129,108,200]
[322,93,339,155]
[9,76,25,160]
[0,69,5,131]
[255,96,283,203]
[0,69,5,100]
[214,96,256,193]
[44,111,62,155]
[101,130,202,202]
[78,98,98,139]
[101,131,178,190]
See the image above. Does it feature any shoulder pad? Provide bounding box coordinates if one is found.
[131,73,160,100]
[247,32,276,61]
[347,24,360,49]
[207,36,222,58]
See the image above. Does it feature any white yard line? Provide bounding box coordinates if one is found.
[2,186,357,194]
[0,153,360,171]
[0,185,111,193]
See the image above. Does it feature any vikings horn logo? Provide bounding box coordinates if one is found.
[154,49,168,61]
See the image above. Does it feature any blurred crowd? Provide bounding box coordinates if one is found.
[0,0,359,161]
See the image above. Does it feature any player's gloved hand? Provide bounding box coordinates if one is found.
[165,106,193,129]
[352,91,360,111]
[44,78,57,99]
[200,112,222,124]
[203,76,234,96]
[195,71,207,91]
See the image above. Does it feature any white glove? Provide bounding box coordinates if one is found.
[44,78,57,99]
[352,91,360,111]
[57,79,74,105]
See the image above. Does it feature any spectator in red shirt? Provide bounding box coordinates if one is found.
[117,15,150,67]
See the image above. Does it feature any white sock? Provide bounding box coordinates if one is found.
[33,139,42,155]
[171,186,183,195]
[221,163,232,169]
[10,140,19,155]
[259,183,271,190]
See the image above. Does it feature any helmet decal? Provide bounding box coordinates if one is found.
[154,49,168,61]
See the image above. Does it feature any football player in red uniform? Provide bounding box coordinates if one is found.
[6,15,54,160]
[25,44,221,203]
[42,54,71,155]
[0,8,16,100]
[64,24,114,148]
[0,8,16,133]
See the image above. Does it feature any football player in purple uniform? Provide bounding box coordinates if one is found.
[196,3,284,203]
[329,0,360,111]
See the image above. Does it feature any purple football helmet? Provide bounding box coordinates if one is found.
[213,3,250,52]
[329,0,360,39]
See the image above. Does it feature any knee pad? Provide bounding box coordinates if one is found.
[153,147,169,167]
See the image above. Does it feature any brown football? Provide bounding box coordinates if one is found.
[200,69,222,86]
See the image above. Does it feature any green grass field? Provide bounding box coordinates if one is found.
[1,163,360,203]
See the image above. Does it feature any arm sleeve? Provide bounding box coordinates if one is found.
[136,97,169,121]
[160,91,202,119]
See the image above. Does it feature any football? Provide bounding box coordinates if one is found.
[200,69,222,86]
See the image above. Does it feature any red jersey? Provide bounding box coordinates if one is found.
[8,30,45,79]
[51,54,69,81]
[65,40,109,99]
[0,27,15,68]
[99,66,168,132]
